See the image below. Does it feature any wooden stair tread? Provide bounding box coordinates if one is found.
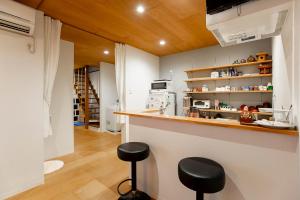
[89,124,100,128]
[89,119,100,122]
[80,102,99,105]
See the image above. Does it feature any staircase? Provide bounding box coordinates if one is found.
[74,66,100,129]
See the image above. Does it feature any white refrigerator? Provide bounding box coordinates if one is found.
[147,91,176,115]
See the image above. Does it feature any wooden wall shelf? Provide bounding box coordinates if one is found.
[185,74,272,82]
[184,90,273,94]
[183,58,274,120]
[197,108,273,116]
[184,60,272,73]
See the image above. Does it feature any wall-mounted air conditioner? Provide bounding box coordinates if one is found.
[206,0,292,47]
[0,0,36,36]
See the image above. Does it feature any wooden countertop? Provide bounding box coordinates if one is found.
[114,112,298,136]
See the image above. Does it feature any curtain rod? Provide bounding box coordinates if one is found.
[37,0,45,9]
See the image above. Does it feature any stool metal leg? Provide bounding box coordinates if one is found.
[131,161,137,191]
[118,161,150,200]
[196,191,204,200]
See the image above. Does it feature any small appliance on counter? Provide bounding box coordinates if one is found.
[192,100,211,109]
[151,79,174,92]
[183,96,192,108]
[183,96,192,117]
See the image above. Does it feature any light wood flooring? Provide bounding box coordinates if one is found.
[9,127,130,200]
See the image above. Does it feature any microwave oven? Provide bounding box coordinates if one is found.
[151,80,173,92]
[192,100,211,109]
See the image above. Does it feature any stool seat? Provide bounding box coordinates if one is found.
[178,157,225,194]
[117,142,150,162]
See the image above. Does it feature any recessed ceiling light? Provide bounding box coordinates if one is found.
[136,5,145,13]
[104,50,109,55]
[159,40,166,46]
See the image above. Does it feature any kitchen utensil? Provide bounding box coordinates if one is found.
[263,102,271,108]
[255,120,295,129]
[240,106,255,124]
[258,64,272,74]
[240,59,247,63]
[248,106,256,111]
[256,52,268,61]
[258,108,273,113]
[189,107,199,118]
[202,85,209,92]
[267,82,273,90]
[247,55,256,62]
[211,71,219,78]
[286,105,293,121]
[233,60,239,64]
[240,104,247,110]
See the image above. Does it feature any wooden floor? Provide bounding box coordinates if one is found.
[9,127,130,200]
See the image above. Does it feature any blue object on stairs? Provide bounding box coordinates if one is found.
[74,121,84,126]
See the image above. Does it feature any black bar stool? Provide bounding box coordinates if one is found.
[178,157,225,200]
[117,142,151,200]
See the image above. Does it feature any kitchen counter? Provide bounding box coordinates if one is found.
[115,111,298,136]
[115,111,299,200]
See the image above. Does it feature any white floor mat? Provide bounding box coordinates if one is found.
[43,160,64,175]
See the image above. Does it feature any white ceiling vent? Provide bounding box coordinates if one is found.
[206,0,292,47]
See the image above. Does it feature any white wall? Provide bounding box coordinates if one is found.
[294,0,300,125]
[99,62,118,132]
[293,0,300,187]
[160,39,272,115]
[130,117,300,200]
[0,11,44,199]
[125,45,159,111]
[295,0,300,127]
[90,70,100,97]
[272,36,293,110]
[272,3,295,115]
[44,40,74,160]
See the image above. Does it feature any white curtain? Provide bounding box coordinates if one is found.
[43,16,62,138]
[115,43,126,123]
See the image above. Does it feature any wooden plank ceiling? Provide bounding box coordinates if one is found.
[16,0,218,67]
[61,25,115,68]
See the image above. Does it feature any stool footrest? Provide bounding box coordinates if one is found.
[118,191,151,200]
[117,178,132,196]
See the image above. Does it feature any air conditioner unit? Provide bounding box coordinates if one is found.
[0,0,36,36]
[206,0,292,47]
